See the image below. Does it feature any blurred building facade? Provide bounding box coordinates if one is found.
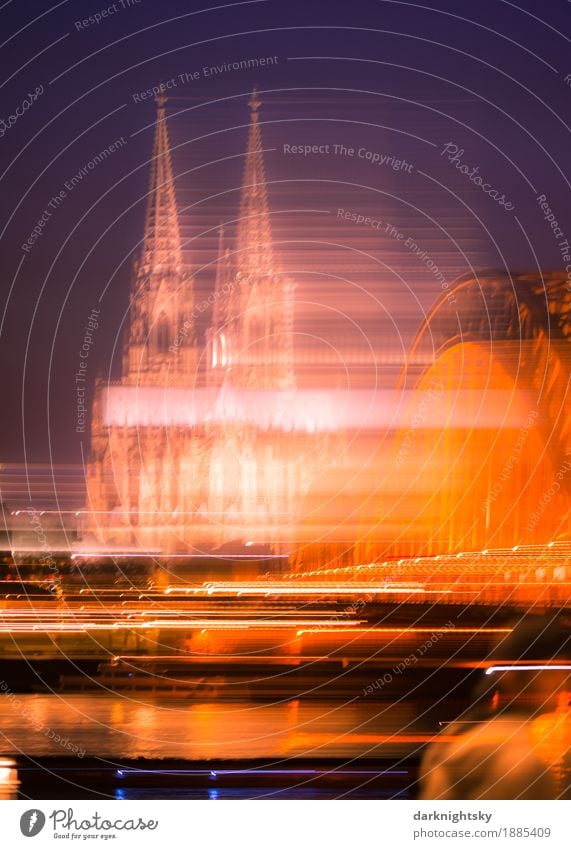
[86,93,334,553]
[84,96,571,564]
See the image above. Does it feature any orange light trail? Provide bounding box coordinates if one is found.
[485,664,571,675]
[295,627,513,635]
[165,582,448,596]
[0,617,365,633]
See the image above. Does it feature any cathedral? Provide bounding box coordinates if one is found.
[82,91,571,565]
[85,91,337,555]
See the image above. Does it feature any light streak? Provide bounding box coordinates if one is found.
[165,583,442,596]
[71,552,288,559]
[116,768,408,776]
[112,655,329,663]
[100,385,531,431]
[0,617,364,633]
[485,664,571,675]
[296,627,512,635]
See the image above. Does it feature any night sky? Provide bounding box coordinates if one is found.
[0,0,570,477]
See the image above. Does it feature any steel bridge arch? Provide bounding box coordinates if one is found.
[405,271,571,496]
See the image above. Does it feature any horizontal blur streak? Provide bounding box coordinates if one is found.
[287,542,571,607]
[101,385,533,431]
[167,583,436,595]
[485,665,571,675]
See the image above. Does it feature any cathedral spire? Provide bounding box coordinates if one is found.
[235,87,274,278]
[123,96,195,386]
[139,95,183,277]
[205,90,294,390]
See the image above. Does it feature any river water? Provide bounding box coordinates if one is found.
[0,693,435,760]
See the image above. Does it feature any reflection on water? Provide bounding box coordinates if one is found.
[0,758,19,799]
[0,694,428,760]
[115,786,403,800]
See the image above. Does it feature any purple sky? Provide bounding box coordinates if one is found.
[1,0,570,468]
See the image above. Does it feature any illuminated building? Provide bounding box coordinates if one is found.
[84,94,571,568]
[85,92,331,553]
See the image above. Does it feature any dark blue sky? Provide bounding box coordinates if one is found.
[1,0,570,465]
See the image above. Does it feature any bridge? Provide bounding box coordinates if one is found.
[372,270,571,559]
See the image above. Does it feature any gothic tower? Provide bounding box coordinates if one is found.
[208,88,295,390]
[123,95,196,386]
[86,91,313,555]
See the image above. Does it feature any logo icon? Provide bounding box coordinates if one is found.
[20,810,46,837]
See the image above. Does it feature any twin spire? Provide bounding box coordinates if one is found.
[140,88,274,284]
